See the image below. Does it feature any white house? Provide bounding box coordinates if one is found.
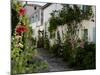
[24,2,42,39]
[24,3,96,45]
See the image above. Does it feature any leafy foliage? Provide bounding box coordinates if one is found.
[49,31,63,57]
[82,6,93,20]
[75,42,96,69]
[11,1,48,74]
[48,11,63,37]
[49,5,93,44]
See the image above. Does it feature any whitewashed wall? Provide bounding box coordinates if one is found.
[43,5,96,45]
[29,8,43,41]
[25,5,41,18]
[29,4,96,46]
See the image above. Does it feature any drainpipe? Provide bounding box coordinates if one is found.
[23,1,27,7]
[26,1,27,5]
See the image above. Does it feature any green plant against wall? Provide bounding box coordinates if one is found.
[49,5,93,43]
[11,1,48,74]
[49,31,64,57]
[49,11,63,38]
[49,5,93,51]
[11,1,28,74]
[75,42,96,69]
[60,5,93,48]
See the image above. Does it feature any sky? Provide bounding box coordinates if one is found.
[27,1,46,6]
[19,0,46,6]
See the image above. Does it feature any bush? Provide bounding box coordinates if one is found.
[50,44,59,56]
[49,38,96,70]
[25,57,48,73]
[44,37,50,50]
[62,41,72,61]
[31,37,36,46]
[60,39,96,69]
[75,47,86,67]
[61,37,77,65]
[49,43,62,57]
[75,42,96,69]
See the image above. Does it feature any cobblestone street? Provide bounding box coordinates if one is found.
[37,48,73,72]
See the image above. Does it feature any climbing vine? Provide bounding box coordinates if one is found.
[49,4,93,45]
[48,11,63,38]
[48,4,94,65]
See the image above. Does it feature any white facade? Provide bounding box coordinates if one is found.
[24,4,41,19]
[24,4,43,40]
[43,4,96,45]
[43,4,63,25]
[25,3,96,45]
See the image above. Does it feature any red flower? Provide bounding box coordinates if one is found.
[16,25,27,35]
[18,7,25,16]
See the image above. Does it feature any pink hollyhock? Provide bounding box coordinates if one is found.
[15,25,27,35]
[18,7,25,16]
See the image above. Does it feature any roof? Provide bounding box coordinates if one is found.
[23,1,46,7]
[41,3,52,9]
[24,3,42,7]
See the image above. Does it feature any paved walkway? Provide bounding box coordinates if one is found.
[37,48,73,72]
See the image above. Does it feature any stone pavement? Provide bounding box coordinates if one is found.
[37,48,73,72]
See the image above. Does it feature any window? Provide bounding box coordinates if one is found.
[32,16,34,23]
[31,14,38,23]
[34,6,37,10]
[31,11,40,23]
[83,29,88,41]
[79,5,84,11]
[83,5,87,12]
